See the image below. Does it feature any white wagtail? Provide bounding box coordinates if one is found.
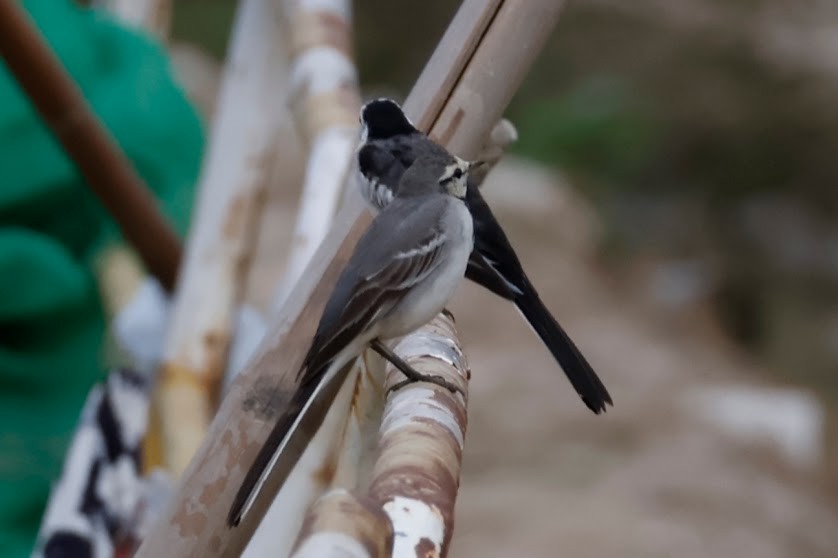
[357,98,612,414]
[228,153,476,527]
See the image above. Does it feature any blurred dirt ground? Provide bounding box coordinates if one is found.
[446,166,837,558]
[171,45,838,558]
[246,153,837,557]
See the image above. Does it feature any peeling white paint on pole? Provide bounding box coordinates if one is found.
[369,313,470,558]
[384,496,446,557]
[380,386,465,452]
[271,0,361,312]
[285,315,469,558]
[156,0,286,474]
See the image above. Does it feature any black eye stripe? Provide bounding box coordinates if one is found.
[439,166,466,185]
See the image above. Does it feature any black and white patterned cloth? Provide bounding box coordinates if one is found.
[33,368,170,558]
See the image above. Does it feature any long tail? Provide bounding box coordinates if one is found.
[513,276,612,414]
[464,182,612,414]
[227,362,348,527]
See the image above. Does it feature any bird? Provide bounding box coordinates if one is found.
[356,98,612,414]
[228,152,476,528]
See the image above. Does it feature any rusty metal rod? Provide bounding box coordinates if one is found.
[0,2,182,291]
[289,489,392,558]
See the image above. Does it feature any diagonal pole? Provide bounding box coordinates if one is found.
[0,1,181,291]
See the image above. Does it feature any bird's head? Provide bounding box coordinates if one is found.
[438,156,479,199]
[399,154,483,199]
[360,98,418,142]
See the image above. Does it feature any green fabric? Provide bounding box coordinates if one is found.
[0,1,205,555]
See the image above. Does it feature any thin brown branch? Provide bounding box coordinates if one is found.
[0,2,181,291]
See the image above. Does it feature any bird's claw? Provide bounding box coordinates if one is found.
[388,373,464,396]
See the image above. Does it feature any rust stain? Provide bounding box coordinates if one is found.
[173,503,208,538]
[158,362,210,390]
[203,329,229,404]
[222,428,239,471]
[198,473,228,507]
[203,329,225,350]
[311,446,338,486]
[347,494,394,558]
[235,248,254,280]
[415,537,437,558]
[141,402,165,473]
[294,492,393,557]
[318,11,353,55]
[222,194,246,237]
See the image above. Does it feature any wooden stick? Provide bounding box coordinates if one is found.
[135,0,562,555]
[154,0,285,475]
[0,1,181,291]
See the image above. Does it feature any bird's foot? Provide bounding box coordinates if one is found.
[370,339,464,396]
[388,370,463,395]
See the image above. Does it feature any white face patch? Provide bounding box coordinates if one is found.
[440,158,469,199]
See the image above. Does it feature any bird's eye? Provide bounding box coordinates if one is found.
[453,168,463,180]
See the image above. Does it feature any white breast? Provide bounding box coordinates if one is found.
[357,170,394,212]
[377,199,473,339]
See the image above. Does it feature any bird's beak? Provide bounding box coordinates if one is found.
[469,160,487,170]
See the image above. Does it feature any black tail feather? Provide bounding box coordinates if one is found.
[227,363,347,527]
[464,183,611,414]
[513,279,612,413]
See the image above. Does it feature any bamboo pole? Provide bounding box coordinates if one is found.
[135,0,562,555]
[154,0,285,475]
[0,1,181,291]
[271,0,362,311]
